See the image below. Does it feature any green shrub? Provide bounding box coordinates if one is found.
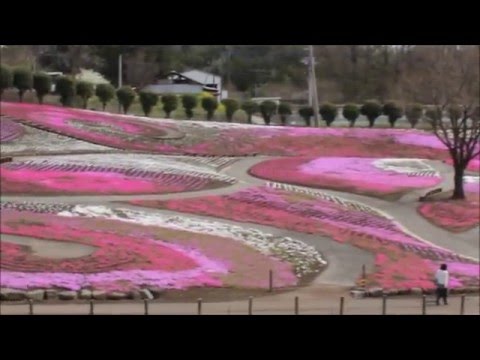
[161,94,178,118]
[278,102,292,126]
[260,100,277,125]
[343,103,360,128]
[95,83,115,111]
[116,86,136,114]
[319,103,337,127]
[32,72,52,104]
[139,91,159,117]
[13,67,33,102]
[55,76,76,107]
[360,100,382,127]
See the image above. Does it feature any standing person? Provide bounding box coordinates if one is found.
[435,264,449,305]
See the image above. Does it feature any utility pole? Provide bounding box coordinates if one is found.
[118,54,123,88]
[309,45,320,127]
[118,54,123,113]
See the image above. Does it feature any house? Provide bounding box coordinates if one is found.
[143,70,228,100]
[251,97,282,105]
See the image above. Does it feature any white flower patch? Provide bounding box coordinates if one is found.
[266,182,386,218]
[7,154,237,183]
[179,120,271,130]
[0,122,113,155]
[463,175,480,184]
[57,205,326,276]
[373,158,439,177]
[165,156,239,170]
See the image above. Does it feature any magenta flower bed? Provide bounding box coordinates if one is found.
[0,117,24,142]
[0,102,183,153]
[418,196,480,233]
[130,186,479,290]
[0,102,455,159]
[445,157,480,172]
[250,157,441,198]
[0,208,297,291]
[418,177,479,232]
[1,162,230,195]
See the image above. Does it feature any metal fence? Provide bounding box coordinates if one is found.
[2,294,478,315]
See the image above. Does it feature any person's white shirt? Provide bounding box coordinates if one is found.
[435,269,449,287]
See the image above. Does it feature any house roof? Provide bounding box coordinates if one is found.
[180,70,221,85]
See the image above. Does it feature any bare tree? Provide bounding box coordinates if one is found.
[428,105,479,199]
[422,46,480,200]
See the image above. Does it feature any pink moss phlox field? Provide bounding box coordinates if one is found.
[417,176,479,232]
[0,117,25,142]
[130,186,479,289]
[418,197,480,233]
[1,162,229,195]
[0,102,183,152]
[0,102,460,158]
[0,208,298,290]
[250,157,441,197]
[0,209,226,290]
[445,157,480,172]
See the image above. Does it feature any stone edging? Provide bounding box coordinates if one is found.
[0,287,161,302]
[350,286,480,298]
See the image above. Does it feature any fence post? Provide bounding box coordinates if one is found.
[89,300,94,315]
[422,295,426,315]
[268,270,273,292]
[339,296,345,315]
[144,299,149,315]
[362,264,366,279]
[294,296,299,315]
[248,296,253,315]
[197,298,202,315]
[460,295,465,315]
[382,295,387,315]
[28,299,34,315]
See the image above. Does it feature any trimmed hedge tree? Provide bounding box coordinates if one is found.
[0,65,13,98]
[221,98,239,122]
[116,86,136,114]
[201,96,218,120]
[299,106,314,127]
[139,91,159,117]
[76,81,94,109]
[405,103,423,128]
[361,100,382,128]
[343,103,360,128]
[278,102,292,126]
[55,76,76,107]
[383,100,403,128]
[182,94,197,119]
[13,68,33,102]
[241,100,259,124]
[33,72,52,104]
[260,100,277,125]
[95,83,115,111]
[319,103,337,127]
[161,94,178,118]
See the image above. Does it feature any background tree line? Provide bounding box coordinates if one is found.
[1,45,477,104]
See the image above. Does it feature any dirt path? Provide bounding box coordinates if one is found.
[1,234,96,259]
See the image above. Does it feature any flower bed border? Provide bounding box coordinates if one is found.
[1,285,479,302]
